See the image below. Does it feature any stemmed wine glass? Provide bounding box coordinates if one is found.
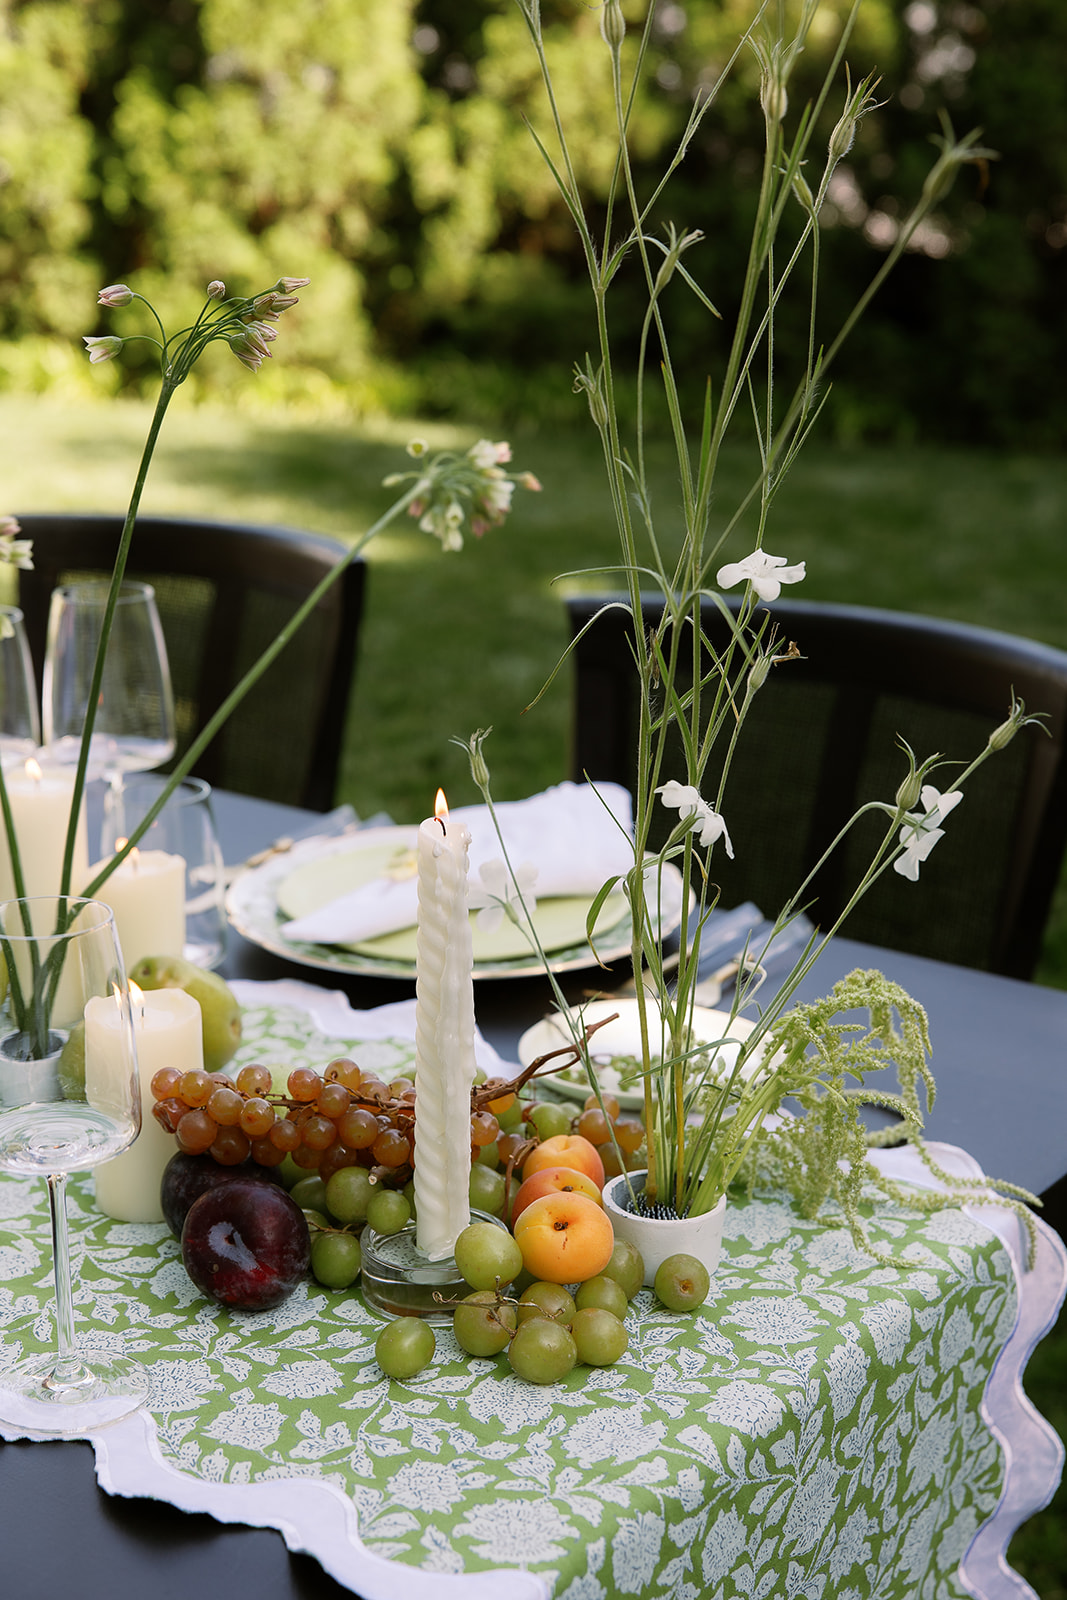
[0,604,42,767]
[42,580,177,840]
[0,896,148,1432]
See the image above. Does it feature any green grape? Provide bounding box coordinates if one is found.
[602,1238,645,1300]
[289,1175,329,1215]
[497,1098,525,1132]
[526,1101,571,1141]
[474,1140,500,1169]
[468,1163,507,1217]
[277,1153,305,1190]
[516,1281,575,1326]
[302,1208,333,1233]
[452,1290,518,1357]
[574,1274,629,1321]
[325,1165,374,1225]
[310,1230,362,1289]
[366,1189,412,1235]
[375,1316,436,1379]
[571,1307,628,1366]
[507,1318,577,1384]
[453,1221,523,1291]
[654,1252,711,1311]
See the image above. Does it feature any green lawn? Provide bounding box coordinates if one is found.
[7,392,1067,979]
[3,390,1066,1585]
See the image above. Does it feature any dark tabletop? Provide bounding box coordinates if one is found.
[4,786,1066,1600]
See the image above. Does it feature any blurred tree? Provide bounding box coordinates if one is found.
[0,0,1062,442]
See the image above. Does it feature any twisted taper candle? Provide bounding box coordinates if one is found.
[412,794,476,1260]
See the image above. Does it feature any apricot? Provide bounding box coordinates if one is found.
[523,1133,606,1190]
[512,1190,615,1284]
[510,1164,603,1225]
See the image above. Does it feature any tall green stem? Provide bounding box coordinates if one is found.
[59,380,177,896]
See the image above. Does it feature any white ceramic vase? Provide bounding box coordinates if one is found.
[602,1171,726,1287]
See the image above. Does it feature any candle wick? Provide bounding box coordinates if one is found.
[435,816,447,836]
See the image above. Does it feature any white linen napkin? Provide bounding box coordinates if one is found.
[280,780,633,945]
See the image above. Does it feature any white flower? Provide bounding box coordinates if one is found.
[83,335,123,364]
[468,438,511,468]
[468,857,539,932]
[716,549,806,601]
[893,784,962,880]
[656,780,734,857]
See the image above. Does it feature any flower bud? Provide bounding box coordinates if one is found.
[747,653,772,694]
[97,283,134,307]
[828,109,857,163]
[228,332,264,372]
[760,74,788,124]
[792,171,815,212]
[468,734,491,789]
[599,0,626,51]
[275,276,311,293]
[895,768,922,811]
[206,280,226,299]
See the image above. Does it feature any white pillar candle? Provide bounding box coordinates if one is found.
[0,757,90,901]
[84,845,186,972]
[90,985,203,1223]
[413,790,476,1261]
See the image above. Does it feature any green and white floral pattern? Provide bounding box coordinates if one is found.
[0,1002,1028,1598]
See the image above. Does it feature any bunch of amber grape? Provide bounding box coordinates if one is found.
[151,1057,423,1183]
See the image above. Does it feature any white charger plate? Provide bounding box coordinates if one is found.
[517,997,762,1109]
[226,826,686,982]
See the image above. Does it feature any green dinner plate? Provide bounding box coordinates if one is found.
[276,836,627,962]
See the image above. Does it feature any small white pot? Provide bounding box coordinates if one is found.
[0,1028,66,1108]
[602,1171,726,1287]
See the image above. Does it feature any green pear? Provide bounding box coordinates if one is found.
[58,1019,86,1099]
[129,955,242,1073]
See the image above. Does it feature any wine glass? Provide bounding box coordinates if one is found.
[0,896,148,1433]
[42,580,177,841]
[0,604,41,767]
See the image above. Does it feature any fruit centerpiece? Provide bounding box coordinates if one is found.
[147,1015,716,1384]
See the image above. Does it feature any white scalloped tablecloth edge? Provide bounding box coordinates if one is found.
[1,978,1064,1600]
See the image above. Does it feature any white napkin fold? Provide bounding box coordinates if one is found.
[280,781,633,946]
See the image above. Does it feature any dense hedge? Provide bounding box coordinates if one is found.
[0,0,1063,444]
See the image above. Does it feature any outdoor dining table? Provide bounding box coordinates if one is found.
[1,787,1065,1600]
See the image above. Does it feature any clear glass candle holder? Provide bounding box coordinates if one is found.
[360,1209,509,1323]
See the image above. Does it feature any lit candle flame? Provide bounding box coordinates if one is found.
[25,758,41,782]
[434,788,449,822]
[114,837,139,869]
[129,980,144,1011]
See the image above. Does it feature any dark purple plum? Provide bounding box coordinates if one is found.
[181,1179,310,1310]
[161,1152,281,1240]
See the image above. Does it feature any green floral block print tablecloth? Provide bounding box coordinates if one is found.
[0,996,1031,1599]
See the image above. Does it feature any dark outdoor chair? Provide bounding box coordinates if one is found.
[567,593,1067,979]
[16,513,365,810]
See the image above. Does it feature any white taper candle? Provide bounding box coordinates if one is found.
[412,790,476,1261]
